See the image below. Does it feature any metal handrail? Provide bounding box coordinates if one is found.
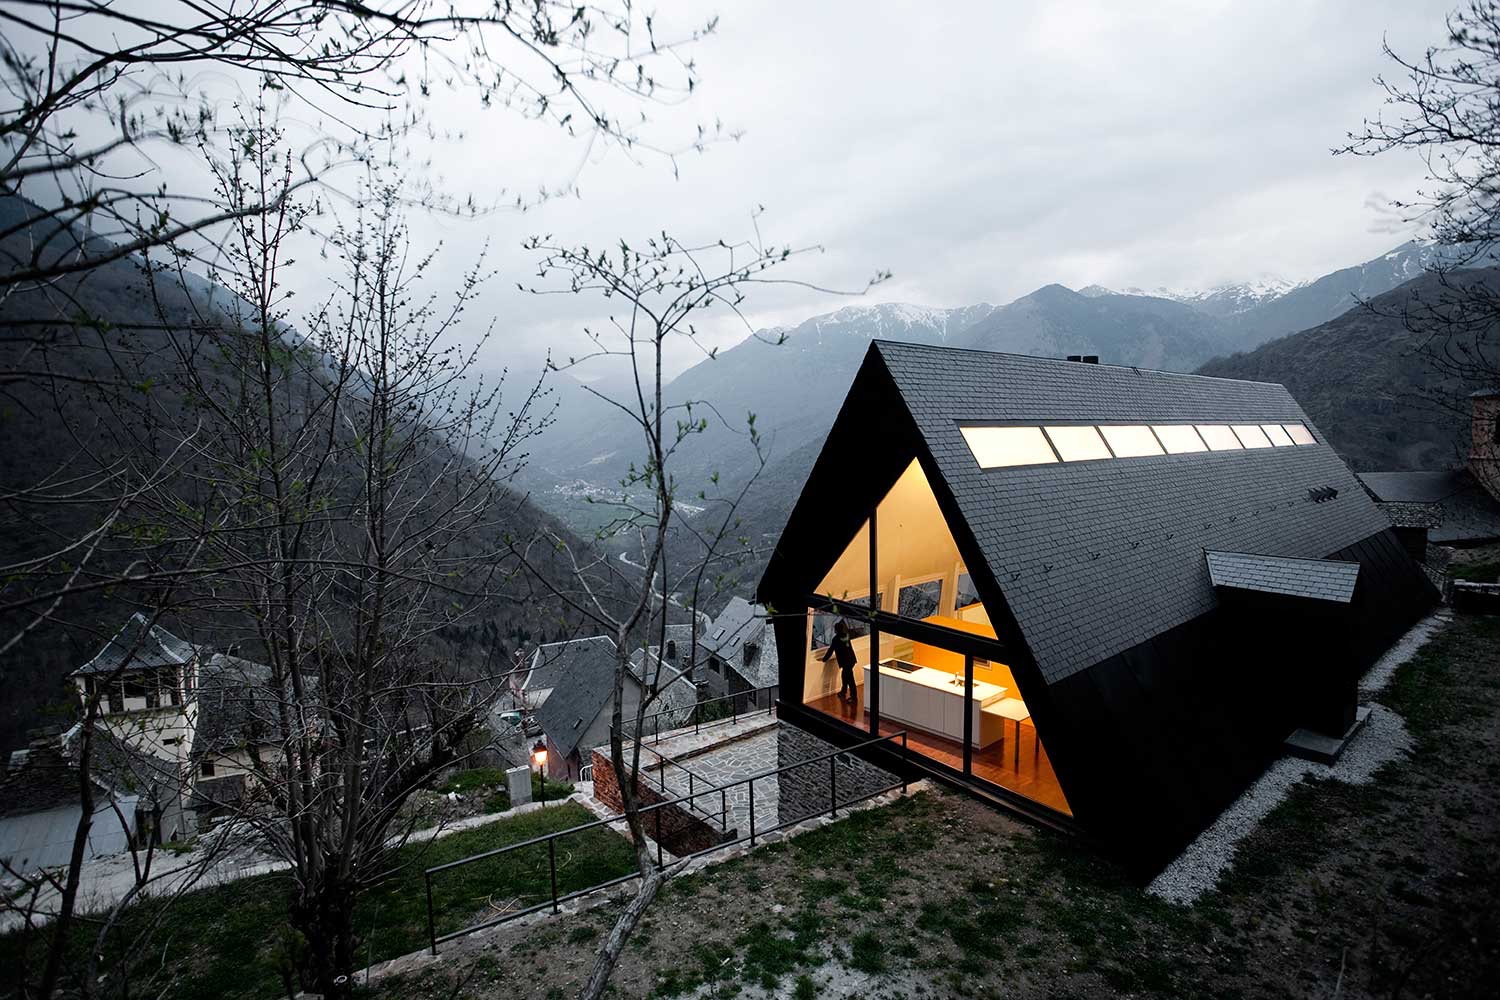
[423,727,910,954]
[636,743,720,826]
[622,684,779,746]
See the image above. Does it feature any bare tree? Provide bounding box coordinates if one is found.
[113,115,559,995]
[0,0,721,291]
[509,225,885,999]
[1341,0,1500,396]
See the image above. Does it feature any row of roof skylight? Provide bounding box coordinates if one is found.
[959,422,1318,470]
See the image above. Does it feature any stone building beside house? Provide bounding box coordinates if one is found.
[69,613,203,764]
[0,727,192,872]
[696,597,779,710]
[1357,388,1500,559]
[529,634,697,780]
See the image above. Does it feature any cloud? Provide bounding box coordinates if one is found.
[263,1,1449,382]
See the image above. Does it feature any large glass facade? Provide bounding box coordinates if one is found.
[800,459,1071,816]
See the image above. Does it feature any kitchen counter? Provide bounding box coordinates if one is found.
[863,659,1006,748]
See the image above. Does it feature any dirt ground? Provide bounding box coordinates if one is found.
[365,613,1500,1000]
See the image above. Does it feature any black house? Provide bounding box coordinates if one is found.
[757,342,1438,872]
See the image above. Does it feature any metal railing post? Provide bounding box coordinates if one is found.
[425,872,437,956]
[720,787,727,832]
[829,754,838,818]
[548,837,559,914]
[748,779,757,846]
[902,730,909,795]
[655,806,663,867]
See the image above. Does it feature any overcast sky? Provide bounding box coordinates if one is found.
[271,1,1454,382]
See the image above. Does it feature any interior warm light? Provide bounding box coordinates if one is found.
[1151,425,1208,454]
[1098,425,1164,458]
[1230,424,1273,448]
[960,426,1058,468]
[1043,425,1112,462]
[1261,423,1296,447]
[1282,423,1317,445]
[1194,425,1242,451]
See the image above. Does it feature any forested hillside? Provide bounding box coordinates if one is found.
[0,197,611,753]
[1197,268,1500,471]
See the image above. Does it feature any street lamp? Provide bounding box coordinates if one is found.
[531,740,548,807]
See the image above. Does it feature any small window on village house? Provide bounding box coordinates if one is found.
[1099,425,1164,458]
[1043,425,1111,462]
[201,760,215,777]
[1230,424,1274,448]
[1282,423,1317,446]
[960,426,1057,468]
[1261,423,1296,447]
[1151,425,1208,454]
[1194,425,1243,451]
[106,685,123,714]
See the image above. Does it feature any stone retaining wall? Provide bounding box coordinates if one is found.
[589,749,726,855]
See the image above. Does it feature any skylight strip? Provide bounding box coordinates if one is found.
[960,426,1058,468]
[1195,425,1242,451]
[1261,423,1296,447]
[1282,423,1317,445]
[1230,424,1274,449]
[1152,425,1209,454]
[960,421,1319,470]
[1044,425,1112,462]
[1099,425,1164,458]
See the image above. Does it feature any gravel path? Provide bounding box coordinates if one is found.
[1146,609,1450,904]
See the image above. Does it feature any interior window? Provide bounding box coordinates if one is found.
[811,592,882,649]
[897,578,943,620]
[955,570,981,610]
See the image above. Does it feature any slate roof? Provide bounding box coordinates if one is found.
[1357,469,1500,544]
[871,341,1392,684]
[525,637,616,701]
[0,730,183,820]
[533,636,620,759]
[193,654,285,760]
[73,613,200,676]
[536,634,698,758]
[1205,551,1360,604]
[701,597,779,690]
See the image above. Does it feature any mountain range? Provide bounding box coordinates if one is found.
[520,239,1470,563]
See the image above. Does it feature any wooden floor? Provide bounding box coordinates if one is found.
[806,688,1072,816]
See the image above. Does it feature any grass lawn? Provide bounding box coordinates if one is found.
[1,801,635,1000]
[364,612,1500,1000]
[433,767,575,814]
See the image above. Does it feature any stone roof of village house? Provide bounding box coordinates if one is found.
[72,613,201,676]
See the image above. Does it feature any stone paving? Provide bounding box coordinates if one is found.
[647,722,898,840]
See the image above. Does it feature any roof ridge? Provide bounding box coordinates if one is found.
[869,339,1289,390]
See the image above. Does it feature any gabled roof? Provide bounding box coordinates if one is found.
[73,613,200,676]
[1205,551,1360,604]
[533,637,620,759]
[524,637,616,701]
[763,342,1392,685]
[701,598,778,689]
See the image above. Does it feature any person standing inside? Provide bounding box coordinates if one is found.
[820,620,859,705]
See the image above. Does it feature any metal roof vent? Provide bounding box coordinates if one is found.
[1307,486,1340,504]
